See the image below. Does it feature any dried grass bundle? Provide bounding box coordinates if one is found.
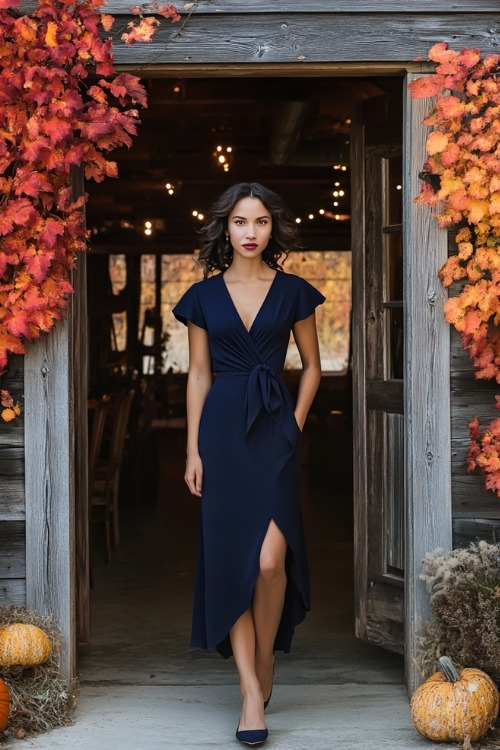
[0,606,77,739]
[415,542,500,749]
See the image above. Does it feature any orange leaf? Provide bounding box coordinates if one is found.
[45,21,58,48]
[100,13,115,31]
[467,200,489,224]
[426,130,449,155]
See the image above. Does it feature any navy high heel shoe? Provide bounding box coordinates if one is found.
[236,725,268,746]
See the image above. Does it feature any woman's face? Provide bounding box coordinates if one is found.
[227,197,272,262]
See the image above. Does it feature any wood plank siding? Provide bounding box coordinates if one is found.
[0,355,25,606]
[97,1,500,69]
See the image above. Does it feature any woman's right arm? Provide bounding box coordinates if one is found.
[185,321,212,497]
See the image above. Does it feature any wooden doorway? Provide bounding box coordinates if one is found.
[24,64,451,687]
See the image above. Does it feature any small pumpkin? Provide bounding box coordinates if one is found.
[410,656,500,742]
[0,623,52,668]
[0,678,9,731]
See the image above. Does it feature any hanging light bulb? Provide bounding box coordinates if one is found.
[213,144,234,171]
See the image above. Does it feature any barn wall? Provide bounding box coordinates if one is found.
[0,355,26,606]
[451,327,500,547]
[445,225,500,547]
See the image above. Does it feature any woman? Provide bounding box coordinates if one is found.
[173,182,324,746]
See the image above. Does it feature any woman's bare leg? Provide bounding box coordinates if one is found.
[253,520,287,702]
[230,520,287,729]
[230,610,266,731]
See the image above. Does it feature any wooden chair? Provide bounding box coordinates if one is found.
[90,388,135,559]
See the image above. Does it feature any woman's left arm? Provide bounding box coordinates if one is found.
[292,313,322,431]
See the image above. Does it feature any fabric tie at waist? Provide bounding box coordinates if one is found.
[233,364,297,447]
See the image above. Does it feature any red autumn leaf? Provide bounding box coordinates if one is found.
[459,47,481,69]
[88,85,108,104]
[14,171,52,199]
[39,217,65,249]
[102,73,148,107]
[428,42,458,64]
[157,4,181,22]
[9,198,37,228]
[0,389,13,408]
[0,330,24,372]
[408,76,442,99]
[3,309,31,339]
[21,137,51,162]
[43,116,73,145]
[0,215,14,236]
[23,249,54,284]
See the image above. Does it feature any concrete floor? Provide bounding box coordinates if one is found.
[13,421,455,749]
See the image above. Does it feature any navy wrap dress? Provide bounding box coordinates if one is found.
[173,270,325,658]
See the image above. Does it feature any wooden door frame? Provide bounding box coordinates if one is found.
[403,73,452,692]
[23,62,452,687]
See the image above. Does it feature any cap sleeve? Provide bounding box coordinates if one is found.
[172,283,207,330]
[294,277,326,323]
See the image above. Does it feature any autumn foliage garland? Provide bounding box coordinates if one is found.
[409,43,500,496]
[0,0,179,421]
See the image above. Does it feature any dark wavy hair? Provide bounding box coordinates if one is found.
[197,182,302,278]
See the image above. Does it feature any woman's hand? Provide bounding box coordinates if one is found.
[185,453,203,497]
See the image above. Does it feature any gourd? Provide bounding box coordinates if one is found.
[0,678,9,731]
[0,624,52,668]
[410,656,500,742]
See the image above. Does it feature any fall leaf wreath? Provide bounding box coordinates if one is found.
[0,0,180,422]
[410,43,500,497]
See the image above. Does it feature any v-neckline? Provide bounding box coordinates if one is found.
[221,271,278,334]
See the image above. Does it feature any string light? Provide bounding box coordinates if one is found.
[213,144,234,171]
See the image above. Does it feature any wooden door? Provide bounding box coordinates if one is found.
[352,93,405,654]
[73,167,90,646]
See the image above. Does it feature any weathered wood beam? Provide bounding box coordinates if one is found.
[103,1,500,13]
[24,316,75,680]
[107,15,500,66]
[404,71,452,694]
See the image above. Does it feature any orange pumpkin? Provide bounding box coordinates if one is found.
[0,623,51,668]
[0,678,9,731]
[410,656,500,742]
